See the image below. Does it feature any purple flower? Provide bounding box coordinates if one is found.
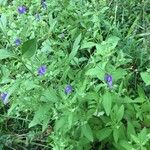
[38,65,47,76]
[65,85,73,94]
[18,6,27,14]
[1,93,9,105]
[105,74,113,88]
[14,38,21,46]
[41,0,47,9]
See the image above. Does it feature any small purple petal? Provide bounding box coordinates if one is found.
[38,65,47,76]
[105,74,113,88]
[14,38,21,46]
[1,93,9,105]
[18,6,27,14]
[105,75,112,82]
[65,85,73,94]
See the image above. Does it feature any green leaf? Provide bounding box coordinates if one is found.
[137,85,145,98]
[29,104,50,128]
[81,123,93,142]
[86,66,106,81]
[41,39,53,52]
[81,41,96,49]
[96,127,112,141]
[113,128,120,143]
[55,116,67,131]
[141,72,150,86]
[69,34,82,61]
[42,116,50,132]
[138,128,147,144]
[22,38,37,58]
[86,62,107,82]
[116,105,124,122]
[41,87,58,102]
[0,49,15,60]
[127,121,136,139]
[119,140,133,150]
[96,36,120,55]
[102,92,112,116]
[68,112,73,130]
[49,13,57,32]
[0,14,7,31]
[131,135,140,144]
[112,68,127,81]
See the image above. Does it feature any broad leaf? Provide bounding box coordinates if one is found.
[119,140,133,150]
[113,128,120,143]
[29,104,50,128]
[127,121,136,139]
[22,38,37,58]
[55,116,67,131]
[141,72,150,86]
[96,36,120,55]
[102,92,112,116]
[0,49,15,60]
[96,127,112,141]
[116,105,124,122]
[81,123,93,142]
[41,87,58,102]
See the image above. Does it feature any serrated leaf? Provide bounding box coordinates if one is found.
[96,127,112,141]
[102,92,112,116]
[0,49,15,60]
[81,123,93,142]
[141,72,150,86]
[69,34,82,61]
[22,38,37,58]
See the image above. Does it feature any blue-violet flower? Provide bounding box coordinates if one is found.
[65,85,73,94]
[38,65,47,76]
[14,38,21,46]
[105,74,113,88]
[18,6,27,14]
[1,93,9,105]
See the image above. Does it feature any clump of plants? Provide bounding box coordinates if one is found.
[0,0,150,149]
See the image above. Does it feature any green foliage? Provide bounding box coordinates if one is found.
[0,0,150,149]
[0,49,15,60]
[22,38,37,58]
